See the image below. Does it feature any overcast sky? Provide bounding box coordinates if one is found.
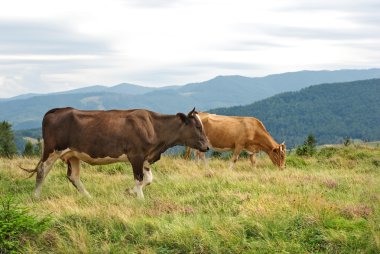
[1,0,379,98]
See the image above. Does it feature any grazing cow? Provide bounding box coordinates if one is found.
[22,107,209,199]
[184,112,286,169]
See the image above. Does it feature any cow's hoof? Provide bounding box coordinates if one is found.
[125,188,136,196]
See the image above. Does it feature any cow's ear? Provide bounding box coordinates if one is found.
[177,113,190,124]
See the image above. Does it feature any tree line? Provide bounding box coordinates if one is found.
[209,79,380,148]
[0,121,41,158]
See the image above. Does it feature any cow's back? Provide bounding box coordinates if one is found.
[200,113,267,150]
[42,108,155,160]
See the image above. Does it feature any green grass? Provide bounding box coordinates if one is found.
[0,145,379,253]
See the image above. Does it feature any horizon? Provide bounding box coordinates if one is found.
[1,0,380,98]
[2,67,379,99]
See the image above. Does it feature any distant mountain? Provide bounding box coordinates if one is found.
[0,93,40,102]
[1,83,158,100]
[209,79,380,148]
[2,68,380,130]
[55,83,158,95]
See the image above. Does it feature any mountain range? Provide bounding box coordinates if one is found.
[1,68,380,130]
[210,78,380,147]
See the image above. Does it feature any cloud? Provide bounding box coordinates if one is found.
[219,39,289,52]
[1,0,380,98]
[123,0,183,8]
[277,0,380,13]
[0,21,115,98]
[0,21,110,55]
[256,25,380,41]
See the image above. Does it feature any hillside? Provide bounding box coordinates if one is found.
[209,79,380,147]
[2,69,380,130]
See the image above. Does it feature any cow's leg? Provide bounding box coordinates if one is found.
[195,151,205,163]
[249,153,257,167]
[34,152,60,199]
[198,151,211,170]
[67,158,91,197]
[129,158,145,199]
[142,160,153,188]
[229,148,242,170]
[184,147,192,160]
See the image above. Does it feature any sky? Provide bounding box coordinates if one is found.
[1,0,380,98]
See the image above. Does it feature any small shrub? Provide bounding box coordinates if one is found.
[286,156,307,168]
[340,204,373,219]
[239,151,249,159]
[353,151,371,160]
[0,197,51,254]
[343,137,352,146]
[210,151,233,161]
[296,134,317,157]
[342,149,371,161]
[22,141,35,157]
[372,159,380,167]
[317,147,338,159]
[296,145,309,156]
[286,214,327,253]
[211,151,222,158]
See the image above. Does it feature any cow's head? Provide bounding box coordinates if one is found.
[177,108,209,152]
[269,142,286,169]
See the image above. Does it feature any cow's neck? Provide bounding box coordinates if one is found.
[154,115,184,149]
[255,131,279,154]
[256,130,282,167]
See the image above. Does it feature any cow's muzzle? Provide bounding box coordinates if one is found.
[199,146,209,152]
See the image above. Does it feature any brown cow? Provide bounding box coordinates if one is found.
[184,112,286,169]
[22,107,209,199]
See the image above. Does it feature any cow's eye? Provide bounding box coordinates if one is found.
[196,126,202,130]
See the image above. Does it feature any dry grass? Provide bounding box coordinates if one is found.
[1,145,380,253]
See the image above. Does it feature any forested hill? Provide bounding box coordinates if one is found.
[209,79,380,148]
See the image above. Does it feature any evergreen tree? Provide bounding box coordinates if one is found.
[305,134,317,152]
[23,141,35,157]
[0,121,18,158]
[296,134,317,157]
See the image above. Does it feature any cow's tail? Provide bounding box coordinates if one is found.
[19,160,42,179]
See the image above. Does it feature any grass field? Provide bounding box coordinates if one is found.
[1,145,380,253]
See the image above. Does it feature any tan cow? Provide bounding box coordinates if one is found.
[185,112,286,169]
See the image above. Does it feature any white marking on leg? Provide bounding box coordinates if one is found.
[34,162,45,199]
[143,169,153,187]
[143,170,153,187]
[133,180,144,199]
[34,151,60,198]
[68,158,91,198]
[142,161,153,189]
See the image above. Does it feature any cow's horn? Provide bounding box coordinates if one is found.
[188,107,196,117]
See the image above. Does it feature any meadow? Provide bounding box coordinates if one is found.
[1,145,379,253]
